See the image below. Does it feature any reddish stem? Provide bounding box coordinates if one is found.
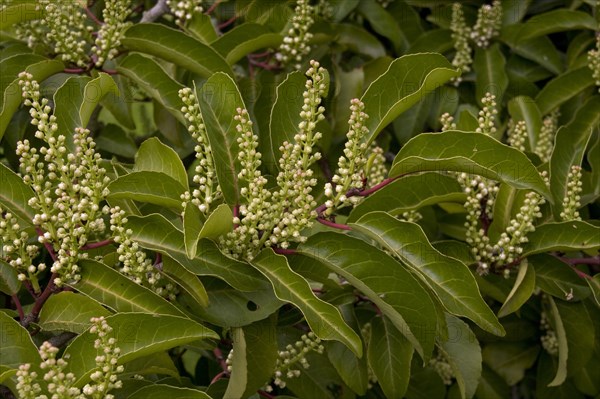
[571,267,593,280]
[218,15,237,29]
[210,370,228,385]
[22,273,58,327]
[249,58,280,71]
[35,227,57,262]
[561,257,600,266]
[205,0,222,15]
[12,294,24,321]
[258,391,275,399]
[356,176,400,197]
[273,248,297,256]
[213,347,228,371]
[85,7,104,25]
[101,68,119,75]
[81,239,113,250]
[23,280,37,298]
[64,68,87,74]
[317,217,352,231]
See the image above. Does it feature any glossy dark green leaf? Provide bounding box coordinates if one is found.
[0,2,42,30]
[116,53,186,123]
[537,351,584,399]
[38,291,111,334]
[530,254,591,301]
[64,312,218,387]
[129,384,212,398]
[183,202,203,259]
[357,0,405,53]
[369,315,413,398]
[80,73,118,128]
[335,23,386,59]
[482,342,539,386]
[107,171,187,210]
[535,68,595,115]
[351,212,504,336]
[186,12,218,43]
[162,255,208,308]
[507,96,542,151]
[198,72,245,206]
[251,249,362,357]
[121,23,232,78]
[73,259,185,316]
[473,44,509,104]
[503,10,598,41]
[134,137,188,189]
[523,221,600,256]
[299,232,438,359]
[212,23,282,65]
[53,76,90,142]
[0,311,40,369]
[348,173,464,223]
[497,260,535,318]
[502,35,562,76]
[0,260,21,295]
[475,366,511,399]
[0,162,35,223]
[407,29,453,54]
[390,131,552,199]
[121,351,179,379]
[361,53,459,143]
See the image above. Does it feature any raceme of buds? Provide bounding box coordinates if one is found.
[560,165,583,221]
[323,99,369,216]
[429,350,454,385]
[440,112,456,131]
[535,110,559,162]
[507,120,527,152]
[92,0,132,67]
[476,92,498,135]
[540,310,558,356]
[275,0,315,70]
[365,144,388,187]
[400,210,423,223]
[450,3,472,85]
[588,34,600,92]
[179,87,220,215]
[43,0,92,67]
[470,0,502,49]
[166,0,203,26]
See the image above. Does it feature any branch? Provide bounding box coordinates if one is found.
[205,0,222,15]
[317,217,352,231]
[21,273,58,328]
[561,256,600,266]
[273,248,297,256]
[84,6,104,25]
[81,238,113,250]
[141,0,170,23]
[12,294,24,321]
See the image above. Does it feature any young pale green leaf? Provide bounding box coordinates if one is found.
[547,296,568,386]
[79,73,119,128]
[183,202,203,259]
[121,23,232,78]
[482,342,540,386]
[368,315,413,398]
[199,203,233,240]
[522,221,600,256]
[107,171,187,211]
[351,212,504,336]
[0,311,40,369]
[440,315,482,399]
[507,96,542,151]
[0,2,42,30]
[299,232,438,359]
[589,275,600,308]
[535,67,595,115]
[212,23,282,65]
[38,291,111,334]
[0,260,21,295]
[473,44,509,104]
[361,53,459,143]
[224,317,278,399]
[125,213,265,291]
[198,72,246,206]
[134,137,189,189]
[348,173,464,223]
[116,53,186,123]
[128,385,212,399]
[186,12,218,43]
[64,312,218,387]
[530,254,590,301]
[183,203,232,259]
[0,162,36,224]
[549,97,600,215]
[502,9,598,42]
[497,260,535,318]
[251,249,362,357]
[0,366,16,385]
[0,58,64,140]
[162,255,208,308]
[389,131,552,199]
[73,259,185,317]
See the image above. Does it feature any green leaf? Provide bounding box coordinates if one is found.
[199,203,233,240]
[134,137,189,189]
[128,385,212,399]
[351,212,504,336]
[0,2,43,30]
[0,311,40,369]
[38,291,111,334]
[361,53,459,143]
[183,203,232,259]
[407,29,453,54]
[186,12,218,43]
[121,351,180,379]
[73,259,185,316]
[368,315,413,398]
[251,249,362,357]
[125,213,266,292]
[212,23,282,65]
[502,10,598,42]
[497,260,535,318]
[389,131,552,199]
[348,173,464,223]
[547,296,568,386]
[327,320,369,395]
[0,260,21,295]
[523,221,600,256]
[0,367,16,385]
[80,73,119,128]
[554,299,595,379]
[0,58,64,141]
[107,171,187,211]
[198,72,246,206]
[530,254,591,301]
[121,23,232,78]
[475,366,511,399]
[116,53,186,123]
[356,0,405,53]
[0,162,35,223]
[64,312,218,387]
[440,315,482,399]
[53,76,91,142]
[507,96,542,151]
[162,255,208,308]
[183,202,203,259]
[535,68,595,115]
[335,23,386,59]
[224,317,278,399]
[473,44,509,104]
[299,232,438,359]
[549,96,600,214]
[482,342,539,386]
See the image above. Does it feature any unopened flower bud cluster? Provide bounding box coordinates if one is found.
[366,144,388,186]
[92,0,132,67]
[507,120,527,152]
[535,110,559,163]
[16,317,123,399]
[470,0,502,49]
[265,332,324,391]
[323,99,369,216]
[179,87,219,215]
[166,0,203,26]
[475,93,498,135]
[450,3,472,85]
[43,0,92,67]
[429,350,454,385]
[588,34,600,92]
[17,73,110,286]
[540,310,558,356]
[440,112,457,131]
[560,165,583,221]
[275,0,315,70]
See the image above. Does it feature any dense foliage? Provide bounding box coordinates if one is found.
[1,0,599,398]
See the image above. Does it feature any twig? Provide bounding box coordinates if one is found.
[205,0,222,15]
[355,176,400,197]
[101,68,119,75]
[12,294,24,321]
[218,15,237,29]
[210,370,228,385]
[81,238,113,250]
[141,0,169,23]
[84,6,104,25]
[317,218,352,231]
[273,248,297,256]
[561,256,600,266]
[35,227,57,262]
[21,273,59,328]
